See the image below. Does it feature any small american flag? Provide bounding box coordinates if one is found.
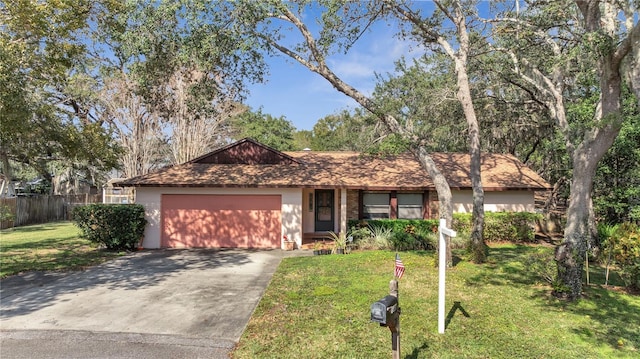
[394,253,405,279]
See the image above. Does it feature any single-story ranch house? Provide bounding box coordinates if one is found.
[121,138,550,249]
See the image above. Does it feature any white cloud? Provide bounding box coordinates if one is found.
[331,57,376,79]
[328,23,426,84]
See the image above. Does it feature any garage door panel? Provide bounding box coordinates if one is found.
[161,195,281,248]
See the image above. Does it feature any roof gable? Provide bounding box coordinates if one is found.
[189,138,301,165]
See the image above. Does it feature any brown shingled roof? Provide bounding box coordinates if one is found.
[429,153,550,190]
[120,141,550,190]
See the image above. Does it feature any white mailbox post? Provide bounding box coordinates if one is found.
[438,218,456,334]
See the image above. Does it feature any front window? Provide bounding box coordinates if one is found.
[398,193,423,219]
[363,193,390,219]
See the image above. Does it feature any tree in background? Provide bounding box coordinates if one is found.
[308,109,380,151]
[96,0,265,165]
[162,67,241,164]
[593,89,640,224]
[0,0,121,192]
[293,130,314,151]
[290,108,408,154]
[373,55,466,152]
[230,107,296,151]
[98,75,166,178]
[90,2,168,177]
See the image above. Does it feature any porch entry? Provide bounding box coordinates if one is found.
[314,189,334,231]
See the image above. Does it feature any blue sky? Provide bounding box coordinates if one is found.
[243,8,427,131]
[241,1,515,131]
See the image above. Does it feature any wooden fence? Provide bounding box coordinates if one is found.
[0,194,101,229]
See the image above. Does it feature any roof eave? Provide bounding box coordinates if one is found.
[122,183,549,191]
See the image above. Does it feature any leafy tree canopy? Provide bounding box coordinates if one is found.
[230,107,297,151]
[0,0,121,187]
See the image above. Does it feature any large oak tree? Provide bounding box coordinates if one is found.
[1,0,120,191]
[492,0,639,299]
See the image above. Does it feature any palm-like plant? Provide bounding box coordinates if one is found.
[328,231,347,251]
[369,225,393,250]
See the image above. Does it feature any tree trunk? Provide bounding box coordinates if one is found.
[455,62,486,263]
[0,151,14,196]
[416,146,453,266]
[556,128,620,299]
[555,166,590,299]
[470,153,486,262]
[554,4,631,297]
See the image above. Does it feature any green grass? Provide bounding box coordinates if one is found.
[0,221,125,278]
[233,245,640,358]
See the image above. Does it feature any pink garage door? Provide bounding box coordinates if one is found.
[161,194,282,248]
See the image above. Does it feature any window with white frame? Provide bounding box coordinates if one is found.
[398,193,423,219]
[363,192,390,219]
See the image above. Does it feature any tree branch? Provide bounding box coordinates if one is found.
[613,22,640,69]
[487,17,563,56]
[281,6,326,68]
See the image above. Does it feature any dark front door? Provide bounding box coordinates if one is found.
[315,190,334,231]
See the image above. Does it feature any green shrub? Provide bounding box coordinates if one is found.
[348,224,392,250]
[597,222,619,265]
[73,204,147,250]
[390,231,417,251]
[524,247,558,285]
[0,204,13,222]
[452,214,472,237]
[414,225,438,249]
[454,212,541,243]
[369,225,393,250]
[451,232,470,249]
[348,224,372,242]
[348,212,540,250]
[608,223,640,290]
[348,219,438,251]
[597,223,620,237]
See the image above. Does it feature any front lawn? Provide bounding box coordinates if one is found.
[0,222,125,278]
[233,245,640,358]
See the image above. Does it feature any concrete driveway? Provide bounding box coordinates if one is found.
[0,249,300,358]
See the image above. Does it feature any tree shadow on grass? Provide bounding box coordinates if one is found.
[411,250,463,267]
[543,286,640,352]
[464,245,542,287]
[0,223,64,234]
[1,237,84,251]
[466,245,640,353]
[0,245,124,279]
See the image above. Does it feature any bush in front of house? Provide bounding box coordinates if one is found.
[454,212,542,243]
[349,212,541,250]
[603,222,640,290]
[73,204,147,250]
[349,219,439,251]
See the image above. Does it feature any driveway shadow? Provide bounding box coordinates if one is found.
[0,249,261,319]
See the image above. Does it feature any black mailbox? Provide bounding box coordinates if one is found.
[370,295,398,326]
